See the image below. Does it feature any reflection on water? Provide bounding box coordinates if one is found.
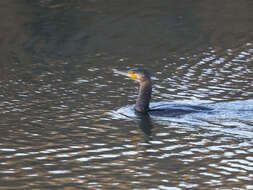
[136,112,153,141]
[0,0,253,189]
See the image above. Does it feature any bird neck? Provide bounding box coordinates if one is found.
[135,80,152,113]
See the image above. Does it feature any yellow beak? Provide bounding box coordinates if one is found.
[113,69,137,80]
[129,74,137,80]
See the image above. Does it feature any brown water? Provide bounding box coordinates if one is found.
[0,0,253,189]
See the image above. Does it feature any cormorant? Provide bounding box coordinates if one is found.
[113,68,211,115]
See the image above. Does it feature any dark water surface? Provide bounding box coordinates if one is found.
[0,0,253,189]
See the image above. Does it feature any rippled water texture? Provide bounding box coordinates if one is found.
[0,0,253,189]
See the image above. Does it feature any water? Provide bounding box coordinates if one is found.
[0,0,253,189]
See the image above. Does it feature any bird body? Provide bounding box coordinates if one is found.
[113,68,211,115]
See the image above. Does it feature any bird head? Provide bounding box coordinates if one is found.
[113,68,151,83]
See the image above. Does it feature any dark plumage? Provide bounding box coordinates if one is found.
[113,68,211,114]
[113,68,152,112]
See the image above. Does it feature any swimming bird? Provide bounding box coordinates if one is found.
[113,68,211,116]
